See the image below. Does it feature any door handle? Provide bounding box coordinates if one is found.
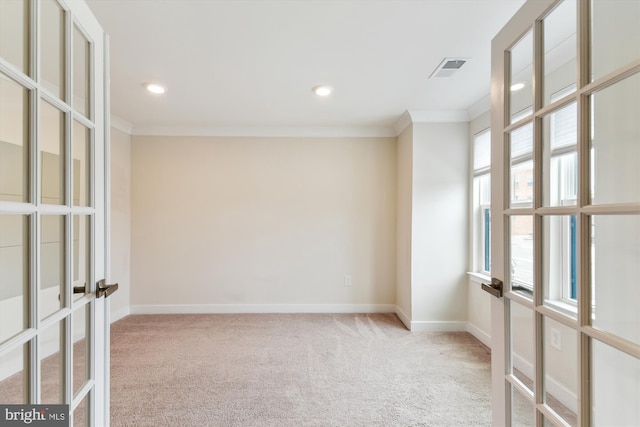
[482,278,503,298]
[96,279,119,298]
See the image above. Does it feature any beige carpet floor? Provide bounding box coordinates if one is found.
[110,313,493,426]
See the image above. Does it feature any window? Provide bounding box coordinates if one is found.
[507,96,580,303]
[540,88,579,308]
[510,109,534,292]
[472,129,491,275]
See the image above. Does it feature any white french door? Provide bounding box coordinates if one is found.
[0,0,110,425]
[489,0,639,426]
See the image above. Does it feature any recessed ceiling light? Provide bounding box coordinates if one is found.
[510,82,525,92]
[144,83,166,94]
[312,85,333,97]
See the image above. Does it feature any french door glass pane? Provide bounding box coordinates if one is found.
[542,215,577,316]
[590,0,640,81]
[40,319,64,404]
[73,304,90,395]
[0,0,29,74]
[510,30,533,123]
[41,215,65,320]
[511,159,534,207]
[40,99,65,206]
[510,123,533,208]
[511,216,534,293]
[0,74,29,203]
[73,26,90,118]
[73,121,90,207]
[510,300,534,390]
[0,215,29,343]
[73,215,90,302]
[590,72,640,205]
[0,343,27,404]
[74,392,89,427]
[591,339,640,426]
[40,0,65,100]
[591,215,640,346]
[543,0,576,106]
[511,385,535,427]
[543,317,577,426]
[542,103,577,208]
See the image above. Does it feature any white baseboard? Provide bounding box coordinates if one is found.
[393,306,467,332]
[466,322,492,348]
[394,306,411,330]
[129,304,397,315]
[394,306,468,332]
[408,320,468,332]
[126,304,465,334]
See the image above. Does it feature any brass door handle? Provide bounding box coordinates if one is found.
[482,278,503,298]
[96,279,119,298]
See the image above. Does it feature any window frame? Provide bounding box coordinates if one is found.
[471,128,491,277]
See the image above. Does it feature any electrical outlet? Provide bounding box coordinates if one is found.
[345,275,352,286]
[551,328,561,350]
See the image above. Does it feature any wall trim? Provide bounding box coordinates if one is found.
[393,109,471,135]
[466,93,491,121]
[129,304,397,315]
[131,125,397,138]
[394,305,412,330]
[393,111,414,136]
[467,321,492,348]
[408,320,468,332]
[110,114,134,135]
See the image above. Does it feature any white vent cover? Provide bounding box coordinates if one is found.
[429,58,468,78]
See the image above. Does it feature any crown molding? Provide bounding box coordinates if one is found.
[110,115,134,135]
[131,124,397,138]
[466,94,491,121]
[113,110,476,139]
[393,109,470,135]
[393,111,414,136]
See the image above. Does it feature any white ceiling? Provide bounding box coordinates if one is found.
[86,0,526,135]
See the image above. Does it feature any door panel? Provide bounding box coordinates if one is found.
[41,0,66,100]
[40,319,64,404]
[0,344,28,404]
[40,214,66,320]
[590,215,640,346]
[0,76,29,203]
[490,1,640,425]
[0,0,29,75]
[589,72,640,205]
[509,30,534,123]
[0,214,28,342]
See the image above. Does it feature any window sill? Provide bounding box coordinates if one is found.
[544,299,578,318]
[467,271,491,285]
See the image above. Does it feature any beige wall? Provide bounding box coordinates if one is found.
[130,135,397,310]
[109,127,132,319]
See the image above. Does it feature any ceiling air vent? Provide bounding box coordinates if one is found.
[429,58,468,78]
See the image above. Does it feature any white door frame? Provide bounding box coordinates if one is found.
[490,2,557,424]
